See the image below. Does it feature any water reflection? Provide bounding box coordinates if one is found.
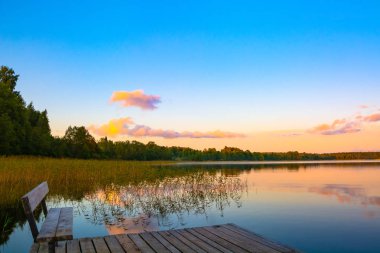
[1,162,380,253]
[81,172,246,232]
[309,184,380,207]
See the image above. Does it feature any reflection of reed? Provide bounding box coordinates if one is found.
[83,172,246,230]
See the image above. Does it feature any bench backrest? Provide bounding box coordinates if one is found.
[21,181,49,241]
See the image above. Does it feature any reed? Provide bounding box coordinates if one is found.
[0,156,173,206]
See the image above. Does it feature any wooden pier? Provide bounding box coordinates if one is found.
[30,223,297,253]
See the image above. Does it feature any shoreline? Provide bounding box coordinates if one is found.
[175,159,380,165]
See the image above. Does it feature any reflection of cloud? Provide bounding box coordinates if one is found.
[363,210,380,219]
[105,214,158,234]
[88,118,245,139]
[309,184,380,207]
[110,90,161,110]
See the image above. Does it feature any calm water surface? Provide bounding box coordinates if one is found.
[1,162,380,253]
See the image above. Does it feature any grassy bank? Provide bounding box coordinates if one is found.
[0,156,244,243]
[0,156,174,206]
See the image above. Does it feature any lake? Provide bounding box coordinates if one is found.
[0,158,379,252]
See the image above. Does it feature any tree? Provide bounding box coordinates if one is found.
[25,104,52,155]
[0,114,16,154]
[98,137,115,158]
[63,126,99,158]
[0,66,28,154]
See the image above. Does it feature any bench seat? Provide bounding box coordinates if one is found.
[36,207,73,242]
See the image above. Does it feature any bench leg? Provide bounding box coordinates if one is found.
[48,241,56,253]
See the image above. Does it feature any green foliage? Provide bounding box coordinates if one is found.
[25,104,52,155]
[0,66,52,156]
[1,65,380,161]
[0,114,16,154]
[0,66,27,154]
[63,126,99,158]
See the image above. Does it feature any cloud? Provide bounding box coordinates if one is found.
[278,132,304,137]
[87,118,134,137]
[110,90,161,110]
[88,118,245,139]
[359,105,369,109]
[363,113,380,122]
[310,111,380,136]
[309,118,360,135]
[315,121,361,135]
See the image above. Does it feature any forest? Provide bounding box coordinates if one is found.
[1,65,380,161]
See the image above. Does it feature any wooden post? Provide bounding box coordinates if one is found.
[41,198,48,217]
[21,197,39,241]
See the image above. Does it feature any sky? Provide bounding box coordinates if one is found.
[1,0,380,152]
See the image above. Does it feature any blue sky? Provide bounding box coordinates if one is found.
[1,0,380,151]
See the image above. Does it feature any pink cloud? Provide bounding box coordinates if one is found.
[110,90,161,110]
[318,122,361,135]
[363,113,380,122]
[87,117,134,137]
[310,111,380,136]
[309,118,360,135]
[359,105,369,109]
[88,118,245,139]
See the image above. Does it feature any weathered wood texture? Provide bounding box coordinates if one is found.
[21,182,50,240]
[21,182,73,243]
[37,207,74,242]
[22,182,49,212]
[30,224,298,253]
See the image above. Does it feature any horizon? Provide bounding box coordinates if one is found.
[1,1,380,153]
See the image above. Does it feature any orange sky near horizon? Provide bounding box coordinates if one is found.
[51,124,380,153]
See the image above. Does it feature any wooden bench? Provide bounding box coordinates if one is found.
[21,182,73,243]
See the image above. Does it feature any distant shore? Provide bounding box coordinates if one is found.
[176,159,380,165]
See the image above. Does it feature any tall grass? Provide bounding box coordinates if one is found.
[0,156,173,206]
[0,156,246,243]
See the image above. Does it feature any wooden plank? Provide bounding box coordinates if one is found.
[55,241,66,253]
[37,242,49,253]
[150,232,181,253]
[22,182,49,212]
[176,229,224,253]
[158,230,196,253]
[80,238,96,253]
[93,237,110,253]
[223,224,296,253]
[168,230,207,253]
[104,236,125,253]
[128,234,155,253]
[205,225,280,253]
[192,227,248,253]
[115,234,141,253]
[29,243,39,253]
[56,207,73,240]
[31,224,297,253]
[140,232,171,253]
[37,208,61,242]
[66,239,81,253]
[185,228,232,253]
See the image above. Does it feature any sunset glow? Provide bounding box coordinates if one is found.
[1,1,379,152]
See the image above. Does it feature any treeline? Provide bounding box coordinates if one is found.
[1,66,380,161]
